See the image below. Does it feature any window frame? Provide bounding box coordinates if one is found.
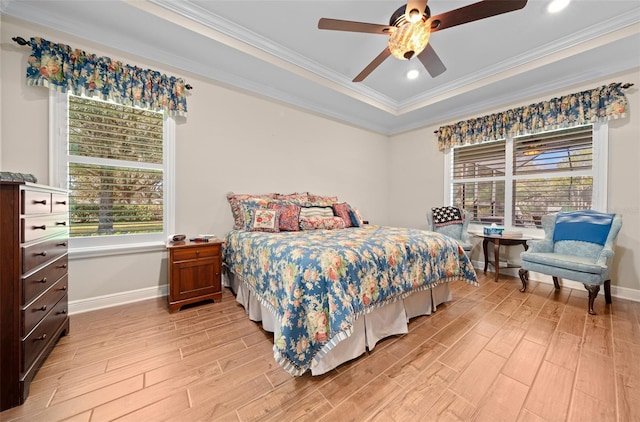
[443,123,608,236]
[50,91,175,258]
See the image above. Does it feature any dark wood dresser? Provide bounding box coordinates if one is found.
[0,181,70,411]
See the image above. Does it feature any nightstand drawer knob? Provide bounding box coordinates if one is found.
[36,334,47,341]
[36,251,47,257]
[38,305,48,312]
[40,277,48,284]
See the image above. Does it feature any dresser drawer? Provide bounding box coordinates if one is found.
[22,190,51,214]
[22,236,68,274]
[21,215,69,243]
[172,244,220,261]
[23,275,68,337]
[51,193,69,214]
[22,255,68,306]
[22,294,68,372]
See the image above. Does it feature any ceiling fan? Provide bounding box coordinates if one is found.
[318,0,528,82]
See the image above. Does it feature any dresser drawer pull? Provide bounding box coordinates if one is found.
[38,305,48,312]
[39,277,48,284]
[59,309,67,315]
[196,250,200,255]
[33,225,47,230]
[36,334,47,341]
[60,286,68,291]
[57,242,68,247]
[55,221,67,226]
[35,251,47,257]
[56,200,67,205]
[57,264,68,269]
[33,199,47,205]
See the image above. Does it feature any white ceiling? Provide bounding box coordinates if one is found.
[3,0,640,134]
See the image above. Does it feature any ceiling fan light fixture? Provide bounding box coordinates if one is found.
[388,21,431,61]
[547,0,570,14]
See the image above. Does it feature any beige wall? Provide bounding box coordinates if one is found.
[1,16,390,306]
[2,14,639,308]
[388,68,640,296]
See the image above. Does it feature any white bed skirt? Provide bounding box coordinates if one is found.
[224,271,451,375]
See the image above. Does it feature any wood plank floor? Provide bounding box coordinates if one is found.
[2,272,639,422]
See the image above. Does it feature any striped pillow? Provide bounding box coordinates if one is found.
[299,206,334,219]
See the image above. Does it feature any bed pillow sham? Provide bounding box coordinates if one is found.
[249,208,280,232]
[299,216,346,231]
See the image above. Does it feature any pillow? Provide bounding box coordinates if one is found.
[240,199,271,230]
[249,208,280,232]
[350,208,364,227]
[332,202,353,228]
[273,192,309,205]
[268,202,301,231]
[226,192,274,229]
[299,206,334,219]
[308,193,339,207]
[299,216,346,231]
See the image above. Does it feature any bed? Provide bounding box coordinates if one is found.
[223,224,478,376]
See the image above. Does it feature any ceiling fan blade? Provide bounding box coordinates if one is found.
[318,18,391,35]
[418,44,447,77]
[353,48,392,82]
[405,0,429,19]
[429,0,528,33]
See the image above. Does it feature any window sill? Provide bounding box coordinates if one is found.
[69,241,166,260]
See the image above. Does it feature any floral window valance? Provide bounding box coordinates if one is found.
[25,37,188,117]
[436,82,628,151]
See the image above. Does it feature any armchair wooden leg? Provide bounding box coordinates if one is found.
[518,269,528,292]
[604,280,612,304]
[584,284,601,315]
[552,276,561,290]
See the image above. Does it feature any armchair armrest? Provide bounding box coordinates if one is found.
[596,247,615,266]
[527,239,553,253]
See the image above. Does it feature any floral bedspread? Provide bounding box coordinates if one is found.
[223,225,478,375]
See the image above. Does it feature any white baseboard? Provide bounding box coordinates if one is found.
[67,262,640,315]
[69,284,168,315]
[470,260,640,303]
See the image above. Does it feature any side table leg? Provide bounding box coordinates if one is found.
[493,241,500,282]
[483,238,489,273]
[519,269,528,292]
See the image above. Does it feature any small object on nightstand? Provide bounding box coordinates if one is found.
[171,234,186,242]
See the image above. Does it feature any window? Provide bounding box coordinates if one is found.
[52,92,175,255]
[446,124,607,232]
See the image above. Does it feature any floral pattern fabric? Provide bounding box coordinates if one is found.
[437,83,628,151]
[299,216,346,230]
[223,225,478,375]
[25,37,189,116]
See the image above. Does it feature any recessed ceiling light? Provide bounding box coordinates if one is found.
[547,0,570,14]
[406,69,420,80]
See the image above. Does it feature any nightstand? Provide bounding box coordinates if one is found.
[166,240,223,312]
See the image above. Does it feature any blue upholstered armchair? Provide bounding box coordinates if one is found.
[519,211,622,315]
[427,207,472,255]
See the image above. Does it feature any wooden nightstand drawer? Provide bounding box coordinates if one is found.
[172,244,220,261]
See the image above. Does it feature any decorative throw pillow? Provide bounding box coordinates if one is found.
[226,192,274,229]
[268,202,301,231]
[299,206,335,219]
[273,192,309,205]
[249,208,280,232]
[308,193,339,207]
[240,200,271,230]
[350,208,364,227]
[299,216,346,231]
[332,202,353,228]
